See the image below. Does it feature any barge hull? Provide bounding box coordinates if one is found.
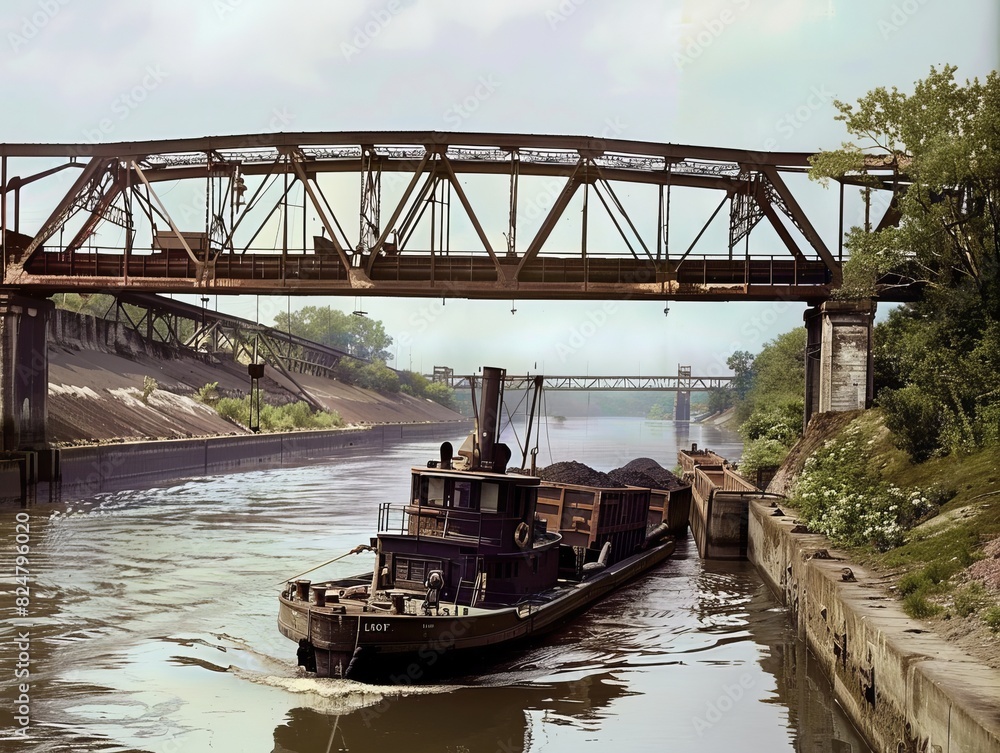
[278,539,674,681]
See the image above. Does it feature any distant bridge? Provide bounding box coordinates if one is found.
[442,374,732,392]
[436,367,731,421]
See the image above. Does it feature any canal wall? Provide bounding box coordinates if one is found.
[4,421,470,502]
[749,498,1000,753]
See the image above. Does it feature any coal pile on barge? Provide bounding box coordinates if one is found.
[513,458,686,492]
[531,460,618,488]
[610,457,686,491]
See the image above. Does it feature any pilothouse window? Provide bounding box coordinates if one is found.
[453,480,473,509]
[423,477,444,506]
[481,483,499,513]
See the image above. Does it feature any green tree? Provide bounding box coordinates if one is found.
[707,387,733,414]
[424,382,457,410]
[54,292,116,316]
[812,66,1000,459]
[274,306,393,362]
[809,65,999,309]
[727,350,755,402]
[733,329,807,475]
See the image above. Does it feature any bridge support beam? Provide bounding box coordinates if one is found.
[0,291,52,452]
[803,300,875,426]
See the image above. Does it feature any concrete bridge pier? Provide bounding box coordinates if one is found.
[803,300,876,426]
[0,291,52,452]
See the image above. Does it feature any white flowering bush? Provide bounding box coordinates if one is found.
[791,422,936,550]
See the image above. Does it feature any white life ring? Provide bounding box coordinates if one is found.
[514,522,530,549]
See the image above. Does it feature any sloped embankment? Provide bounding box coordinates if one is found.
[764,410,861,496]
[47,310,464,444]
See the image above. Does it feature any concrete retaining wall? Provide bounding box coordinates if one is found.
[14,421,470,501]
[749,498,1000,753]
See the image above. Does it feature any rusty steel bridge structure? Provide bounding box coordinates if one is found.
[442,373,732,392]
[1,131,906,453]
[0,131,905,304]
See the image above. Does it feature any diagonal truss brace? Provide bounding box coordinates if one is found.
[515,158,587,279]
[760,165,840,282]
[438,153,506,282]
[131,161,201,269]
[284,149,354,277]
[18,157,117,264]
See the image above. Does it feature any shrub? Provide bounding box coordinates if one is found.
[740,437,792,477]
[424,382,457,410]
[195,381,221,406]
[954,582,989,618]
[141,376,158,404]
[984,606,1000,633]
[791,420,937,550]
[216,397,250,426]
[740,400,803,445]
[904,592,944,619]
[897,572,926,597]
[879,386,944,462]
[215,396,342,432]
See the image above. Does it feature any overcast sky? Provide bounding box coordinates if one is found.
[3,0,997,376]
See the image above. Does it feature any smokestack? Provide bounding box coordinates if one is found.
[476,366,505,470]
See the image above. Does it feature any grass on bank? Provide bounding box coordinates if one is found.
[789,409,1000,627]
[195,383,344,432]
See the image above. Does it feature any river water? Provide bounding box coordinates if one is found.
[1,417,872,752]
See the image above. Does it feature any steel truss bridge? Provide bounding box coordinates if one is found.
[444,374,732,392]
[1,131,905,303]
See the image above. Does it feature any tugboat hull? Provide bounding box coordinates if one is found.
[278,538,674,681]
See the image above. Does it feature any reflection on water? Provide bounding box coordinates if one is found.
[0,418,871,752]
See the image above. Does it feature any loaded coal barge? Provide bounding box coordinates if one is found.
[277,367,676,681]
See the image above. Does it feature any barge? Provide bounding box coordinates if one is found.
[277,366,675,681]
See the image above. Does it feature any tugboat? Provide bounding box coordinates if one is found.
[277,367,675,681]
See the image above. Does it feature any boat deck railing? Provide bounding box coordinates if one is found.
[378,502,514,548]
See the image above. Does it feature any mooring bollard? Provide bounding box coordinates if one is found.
[313,585,328,607]
[295,579,311,601]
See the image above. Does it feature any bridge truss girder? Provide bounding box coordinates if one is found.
[0,131,906,302]
[447,374,733,392]
[108,292,352,409]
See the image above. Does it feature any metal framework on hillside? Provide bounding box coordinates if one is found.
[100,292,354,409]
[0,131,905,303]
